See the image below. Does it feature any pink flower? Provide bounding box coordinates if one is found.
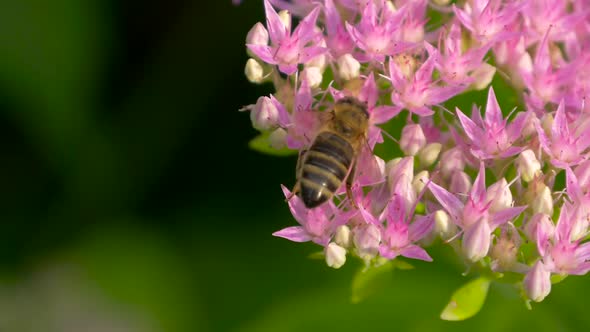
[522,0,586,43]
[386,47,464,116]
[431,23,492,87]
[453,0,523,44]
[536,206,590,276]
[286,79,317,149]
[324,0,356,58]
[379,195,433,261]
[345,1,414,63]
[273,186,355,246]
[247,0,326,75]
[456,87,526,159]
[536,100,590,168]
[429,162,526,260]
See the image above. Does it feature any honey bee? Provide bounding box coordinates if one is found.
[291,96,371,208]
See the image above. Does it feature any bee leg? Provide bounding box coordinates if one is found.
[345,162,359,209]
[286,182,300,202]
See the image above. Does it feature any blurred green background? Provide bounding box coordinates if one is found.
[0,1,588,331]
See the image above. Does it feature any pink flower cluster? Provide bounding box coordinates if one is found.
[241,0,590,304]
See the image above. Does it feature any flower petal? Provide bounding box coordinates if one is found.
[264,0,288,43]
[428,181,464,225]
[456,107,483,143]
[490,206,526,229]
[272,226,311,242]
[484,87,504,128]
[400,245,432,262]
[246,44,277,65]
[372,105,402,124]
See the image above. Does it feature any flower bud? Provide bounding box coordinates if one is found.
[529,183,553,216]
[440,147,465,178]
[400,124,426,156]
[245,58,265,84]
[418,143,441,167]
[490,233,519,270]
[523,213,554,243]
[449,171,472,197]
[434,210,457,241]
[251,96,280,130]
[301,66,323,88]
[462,218,491,262]
[388,157,416,211]
[413,171,429,194]
[517,149,541,182]
[486,178,512,213]
[353,224,381,260]
[334,225,352,248]
[524,260,551,302]
[470,63,496,90]
[337,54,360,80]
[568,206,588,242]
[541,113,553,134]
[269,128,287,149]
[392,54,417,79]
[325,242,347,269]
[246,22,269,45]
[278,10,291,31]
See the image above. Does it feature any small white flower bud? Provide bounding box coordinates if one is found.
[246,22,269,46]
[325,243,347,269]
[530,184,553,216]
[412,171,429,194]
[334,225,352,248]
[278,10,291,31]
[541,113,553,134]
[434,210,457,241]
[301,66,323,88]
[470,63,496,90]
[245,58,265,84]
[385,157,402,175]
[462,218,491,262]
[392,54,417,79]
[524,261,551,302]
[440,147,465,178]
[517,149,541,182]
[337,54,360,80]
[486,178,512,214]
[269,128,287,149]
[449,171,472,197]
[251,96,279,131]
[400,124,427,156]
[418,142,441,167]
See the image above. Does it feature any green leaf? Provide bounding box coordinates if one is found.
[440,277,491,321]
[351,261,394,304]
[308,251,324,260]
[550,274,567,284]
[392,260,415,270]
[248,133,297,156]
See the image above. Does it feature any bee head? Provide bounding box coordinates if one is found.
[332,97,370,137]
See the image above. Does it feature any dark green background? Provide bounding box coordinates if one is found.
[0,1,587,331]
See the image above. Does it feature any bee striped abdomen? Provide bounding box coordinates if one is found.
[299,132,354,208]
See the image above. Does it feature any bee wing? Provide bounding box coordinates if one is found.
[354,141,386,187]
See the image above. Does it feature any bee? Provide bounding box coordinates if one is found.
[291,96,371,208]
